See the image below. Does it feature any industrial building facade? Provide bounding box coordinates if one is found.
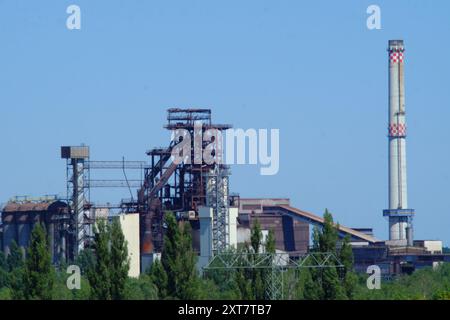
[1,196,70,263]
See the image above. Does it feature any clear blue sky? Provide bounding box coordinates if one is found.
[0,1,449,245]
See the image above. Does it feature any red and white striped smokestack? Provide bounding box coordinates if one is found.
[383,40,415,246]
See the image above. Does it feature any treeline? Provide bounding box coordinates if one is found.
[354,264,450,300]
[0,210,449,300]
[0,218,157,300]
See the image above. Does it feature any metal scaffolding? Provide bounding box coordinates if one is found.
[206,165,231,254]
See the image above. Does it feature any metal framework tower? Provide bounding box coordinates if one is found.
[383,40,415,246]
[138,108,232,255]
[206,165,231,254]
[61,146,90,259]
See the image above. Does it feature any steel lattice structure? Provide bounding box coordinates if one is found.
[204,252,344,300]
[206,165,231,254]
[138,108,233,254]
[62,147,148,260]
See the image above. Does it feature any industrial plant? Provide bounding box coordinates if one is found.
[1,40,448,279]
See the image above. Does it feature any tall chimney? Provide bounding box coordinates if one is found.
[383,40,415,246]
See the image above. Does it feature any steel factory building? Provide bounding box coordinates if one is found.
[1,40,449,278]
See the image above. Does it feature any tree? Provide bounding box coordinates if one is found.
[301,268,322,300]
[176,221,200,299]
[7,240,24,271]
[76,248,96,275]
[23,223,55,300]
[205,246,242,300]
[124,275,158,300]
[0,287,12,300]
[109,217,130,300]
[161,212,199,299]
[319,210,346,300]
[266,229,276,254]
[248,219,265,299]
[322,266,346,300]
[262,229,277,300]
[148,259,168,299]
[304,210,346,300]
[250,219,262,254]
[311,226,321,252]
[252,268,265,300]
[319,210,338,253]
[0,251,8,288]
[7,240,25,299]
[161,212,180,297]
[340,234,357,299]
[305,227,325,299]
[234,266,253,300]
[339,234,353,274]
[88,219,112,300]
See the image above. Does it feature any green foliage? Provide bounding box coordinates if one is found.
[312,226,321,252]
[110,217,130,300]
[300,268,322,300]
[322,266,347,300]
[339,234,357,299]
[342,271,358,300]
[252,268,265,300]
[72,277,92,300]
[124,275,158,300]
[206,223,280,300]
[299,209,348,300]
[195,276,241,300]
[148,259,168,299]
[0,252,8,288]
[319,209,338,253]
[0,251,7,270]
[50,270,91,300]
[6,240,25,299]
[76,248,96,275]
[249,219,266,299]
[340,235,354,275]
[88,219,112,300]
[266,229,276,254]
[51,271,75,300]
[160,212,200,300]
[87,218,131,300]
[433,289,450,300]
[354,263,450,300]
[0,287,12,300]
[250,219,262,254]
[23,223,55,300]
[234,268,253,299]
[7,240,24,271]
[203,247,242,300]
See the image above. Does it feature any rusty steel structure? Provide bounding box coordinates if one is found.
[138,108,232,255]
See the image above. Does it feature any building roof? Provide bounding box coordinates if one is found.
[276,205,379,243]
[238,198,379,244]
[2,200,68,213]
